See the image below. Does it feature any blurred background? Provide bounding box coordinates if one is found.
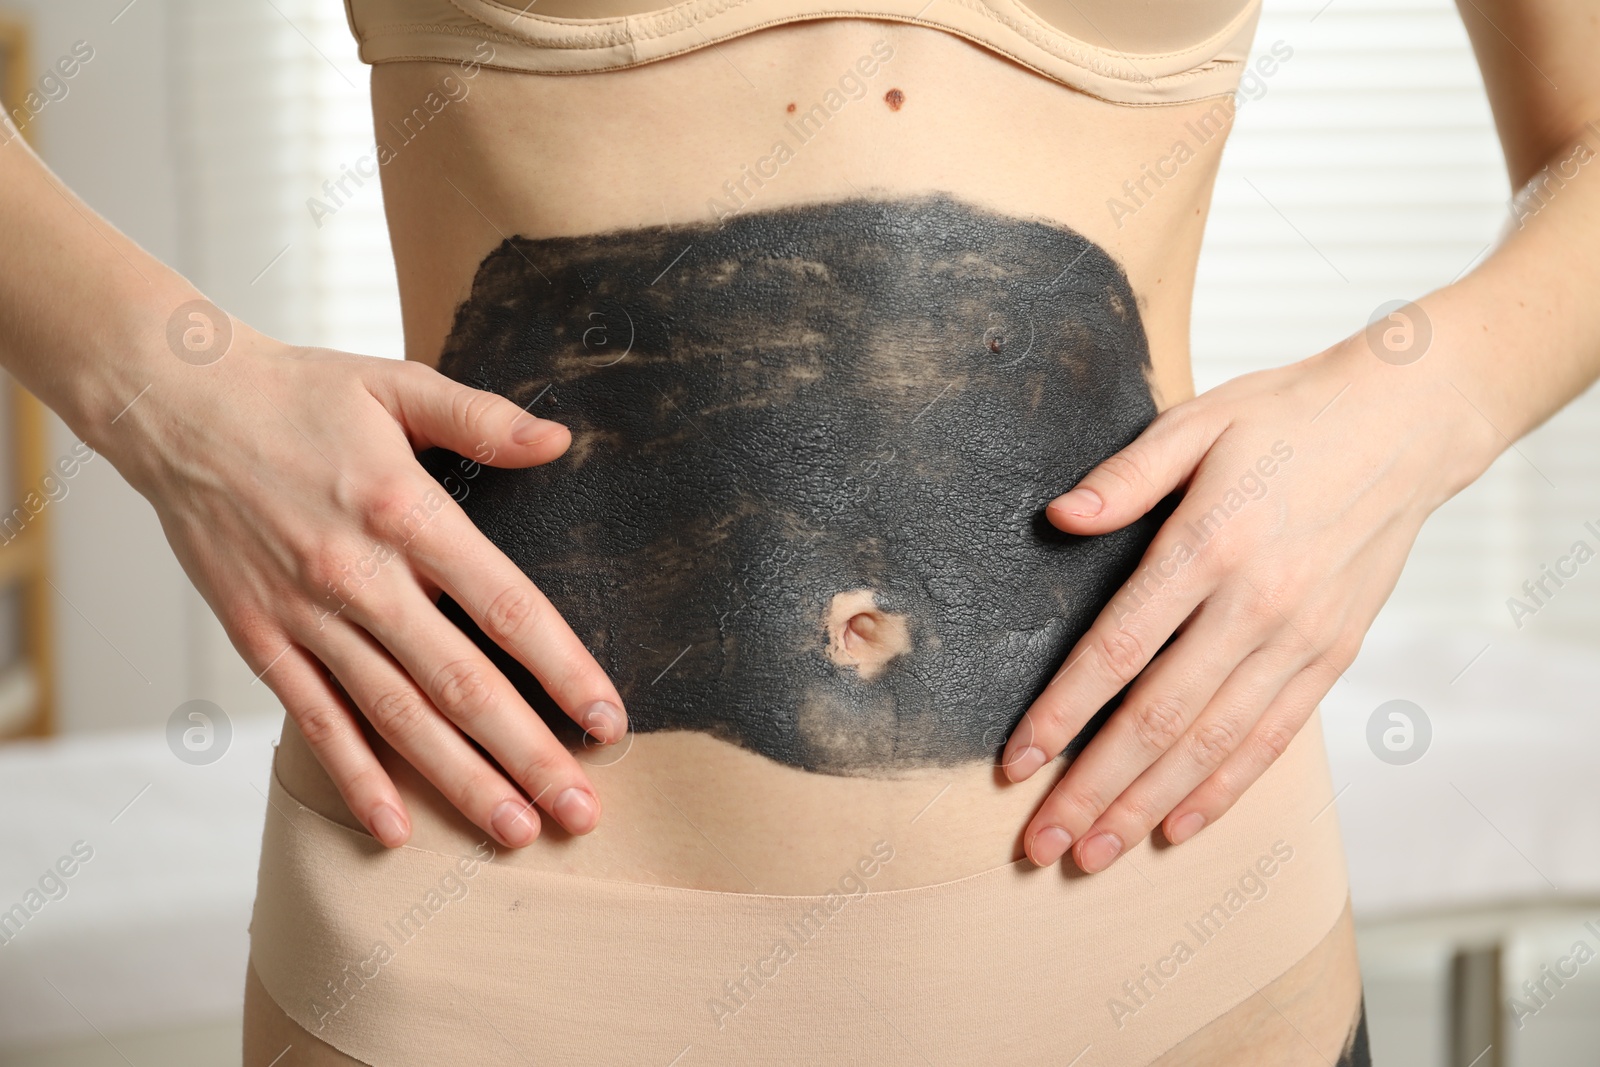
[0,0,1597,1063]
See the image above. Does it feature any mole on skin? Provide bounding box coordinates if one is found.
[419,192,1171,777]
[885,87,905,110]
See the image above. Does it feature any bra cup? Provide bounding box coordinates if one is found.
[475,0,1255,56]
[401,0,1263,104]
[1012,0,1258,56]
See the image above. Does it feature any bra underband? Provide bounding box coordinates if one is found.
[341,0,1264,106]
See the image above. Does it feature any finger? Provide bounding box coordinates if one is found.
[351,574,606,836]
[376,359,572,466]
[267,641,412,847]
[1001,522,1215,782]
[407,504,628,742]
[1047,406,1219,535]
[1017,599,1258,868]
[314,615,547,849]
[1060,643,1307,870]
[1160,663,1336,844]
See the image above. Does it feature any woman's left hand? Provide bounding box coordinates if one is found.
[1001,325,1497,873]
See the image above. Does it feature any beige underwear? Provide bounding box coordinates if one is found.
[341,0,1264,105]
[247,713,1348,1066]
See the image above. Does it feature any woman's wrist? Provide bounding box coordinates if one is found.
[38,276,257,498]
[88,305,278,499]
[1307,295,1507,512]
[0,135,243,478]
[1405,284,1518,494]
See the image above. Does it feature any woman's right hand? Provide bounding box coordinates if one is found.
[115,323,628,849]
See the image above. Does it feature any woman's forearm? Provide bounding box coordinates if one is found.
[1421,0,1600,487]
[1409,119,1600,490]
[0,127,203,466]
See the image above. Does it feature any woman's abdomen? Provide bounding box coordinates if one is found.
[357,19,1233,890]
[421,192,1169,778]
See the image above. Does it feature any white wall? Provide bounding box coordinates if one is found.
[8,0,196,733]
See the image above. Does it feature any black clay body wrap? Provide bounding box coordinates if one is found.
[419,192,1172,776]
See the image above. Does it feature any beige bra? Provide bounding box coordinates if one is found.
[342,0,1263,105]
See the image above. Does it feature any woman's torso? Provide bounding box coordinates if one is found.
[286,7,1264,894]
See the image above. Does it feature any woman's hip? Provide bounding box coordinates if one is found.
[246,709,1350,1066]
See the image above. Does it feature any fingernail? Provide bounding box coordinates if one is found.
[512,418,560,445]
[1079,831,1123,873]
[1052,487,1102,518]
[1005,745,1047,782]
[1029,826,1072,866]
[580,700,625,742]
[371,804,408,847]
[491,800,537,846]
[553,788,599,835]
[1168,812,1205,844]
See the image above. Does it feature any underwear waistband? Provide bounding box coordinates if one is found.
[248,711,1349,1066]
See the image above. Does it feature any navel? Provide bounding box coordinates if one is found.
[824,589,912,681]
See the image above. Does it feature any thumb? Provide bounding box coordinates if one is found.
[1048,408,1218,533]
[381,363,571,467]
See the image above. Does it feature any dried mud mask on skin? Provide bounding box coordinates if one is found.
[418,192,1179,776]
